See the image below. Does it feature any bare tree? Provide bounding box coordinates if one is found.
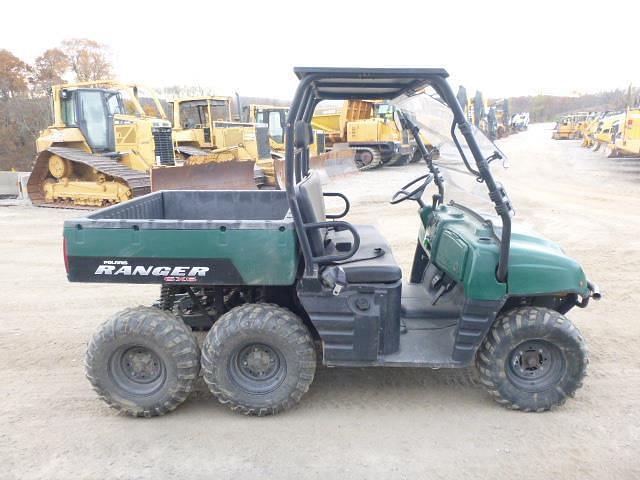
[61,38,112,82]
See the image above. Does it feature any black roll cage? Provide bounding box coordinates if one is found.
[284,67,513,284]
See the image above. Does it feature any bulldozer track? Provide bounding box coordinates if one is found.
[27,147,150,207]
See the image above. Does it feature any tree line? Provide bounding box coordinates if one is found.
[507,86,639,123]
[0,39,113,170]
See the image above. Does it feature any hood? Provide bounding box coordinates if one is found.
[507,227,590,297]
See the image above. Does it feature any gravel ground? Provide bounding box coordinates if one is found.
[1,123,638,479]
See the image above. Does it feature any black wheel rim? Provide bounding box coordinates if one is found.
[108,345,167,396]
[229,343,287,394]
[506,340,566,392]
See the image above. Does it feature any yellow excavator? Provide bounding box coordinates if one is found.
[27,81,176,207]
[155,96,271,189]
[311,100,425,170]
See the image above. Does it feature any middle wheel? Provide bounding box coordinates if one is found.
[201,303,316,416]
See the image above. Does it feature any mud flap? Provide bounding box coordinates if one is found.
[151,161,257,191]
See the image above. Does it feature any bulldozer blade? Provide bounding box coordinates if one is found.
[274,148,359,188]
[151,161,257,191]
[605,146,618,158]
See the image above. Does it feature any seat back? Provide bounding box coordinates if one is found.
[295,170,326,257]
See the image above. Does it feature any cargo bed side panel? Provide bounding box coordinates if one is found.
[64,227,299,286]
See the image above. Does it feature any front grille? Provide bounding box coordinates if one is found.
[255,125,271,159]
[152,127,175,166]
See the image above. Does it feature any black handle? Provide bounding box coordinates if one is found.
[303,220,360,263]
[323,192,350,219]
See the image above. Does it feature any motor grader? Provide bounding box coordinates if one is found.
[64,67,599,418]
[27,81,176,207]
[155,96,272,189]
[311,100,433,170]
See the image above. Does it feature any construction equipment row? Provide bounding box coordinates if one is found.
[456,86,529,140]
[26,81,520,208]
[552,108,640,158]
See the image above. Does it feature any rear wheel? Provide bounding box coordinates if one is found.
[201,303,316,416]
[85,306,200,417]
[477,307,587,412]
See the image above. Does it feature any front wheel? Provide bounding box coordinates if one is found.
[477,307,588,412]
[201,304,316,416]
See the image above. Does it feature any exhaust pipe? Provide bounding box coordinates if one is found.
[588,281,602,301]
[235,92,242,121]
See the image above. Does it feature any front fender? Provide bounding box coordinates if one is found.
[507,234,590,297]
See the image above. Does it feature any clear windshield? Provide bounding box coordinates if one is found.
[391,89,508,200]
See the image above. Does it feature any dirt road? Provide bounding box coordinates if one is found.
[1,123,638,479]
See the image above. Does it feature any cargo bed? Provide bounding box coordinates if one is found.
[63,190,299,285]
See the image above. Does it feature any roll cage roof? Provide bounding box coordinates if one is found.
[284,67,513,283]
[293,67,449,100]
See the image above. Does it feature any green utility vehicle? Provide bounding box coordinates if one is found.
[66,68,600,417]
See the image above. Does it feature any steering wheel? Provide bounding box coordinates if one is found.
[390,173,434,205]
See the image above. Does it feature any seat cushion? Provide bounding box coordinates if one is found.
[328,224,402,283]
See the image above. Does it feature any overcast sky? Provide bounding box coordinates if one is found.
[3,0,638,99]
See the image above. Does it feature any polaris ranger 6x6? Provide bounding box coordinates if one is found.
[65,67,600,417]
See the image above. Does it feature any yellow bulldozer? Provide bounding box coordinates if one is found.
[158,96,272,188]
[27,81,176,207]
[601,108,640,157]
[242,104,288,155]
[241,103,362,186]
[310,100,425,170]
[590,112,625,152]
[552,112,591,140]
[581,113,606,147]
